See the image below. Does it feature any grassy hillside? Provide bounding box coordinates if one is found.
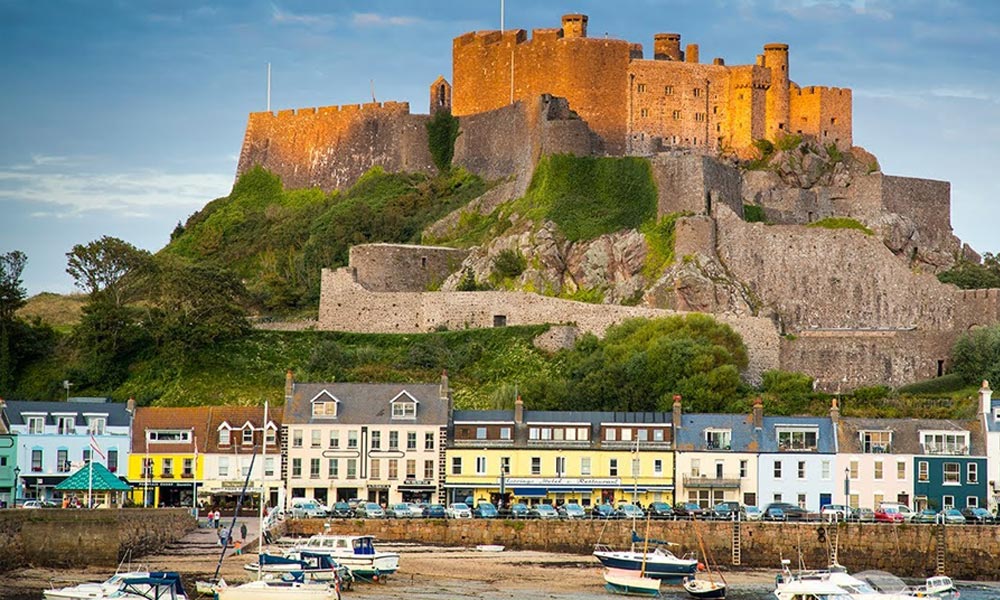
[16,293,86,332]
[163,166,487,311]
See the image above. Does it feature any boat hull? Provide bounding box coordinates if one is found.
[603,568,662,597]
[683,579,726,599]
[593,551,697,583]
[216,582,335,600]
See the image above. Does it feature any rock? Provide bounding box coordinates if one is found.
[644,253,755,315]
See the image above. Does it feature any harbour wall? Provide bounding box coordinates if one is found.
[288,519,996,581]
[0,509,195,572]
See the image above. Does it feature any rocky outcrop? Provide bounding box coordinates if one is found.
[645,253,756,316]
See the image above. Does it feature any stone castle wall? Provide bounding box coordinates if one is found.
[288,518,998,581]
[318,265,781,384]
[650,154,743,218]
[348,244,468,292]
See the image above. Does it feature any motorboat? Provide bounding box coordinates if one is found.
[214,574,338,600]
[908,576,958,599]
[291,534,399,580]
[593,531,698,583]
[773,576,855,600]
[603,567,662,597]
[243,551,352,585]
[776,562,921,600]
[683,577,727,599]
[44,572,187,600]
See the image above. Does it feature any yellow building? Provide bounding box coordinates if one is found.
[445,399,674,508]
[129,407,208,508]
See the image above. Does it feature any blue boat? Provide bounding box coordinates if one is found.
[593,531,698,583]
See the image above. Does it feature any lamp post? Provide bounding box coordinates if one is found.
[12,466,20,507]
[844,467,851,506]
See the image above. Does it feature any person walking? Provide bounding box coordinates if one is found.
[240,522,248,543]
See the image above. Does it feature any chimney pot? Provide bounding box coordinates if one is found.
[753,397,764,430]
[514,395,524,425]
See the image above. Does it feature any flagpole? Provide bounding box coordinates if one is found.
[257,400,269,580]
[88,456,93,508]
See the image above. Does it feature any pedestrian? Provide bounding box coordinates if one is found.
[214,509,221,528]
[234,539,243,555]
[240,522,248,542]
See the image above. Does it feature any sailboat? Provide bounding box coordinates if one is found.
[602,513,662,597]
[683,512,726,599]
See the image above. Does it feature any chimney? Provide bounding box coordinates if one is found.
[685,43,699,63]
[672,394,682,431]
[830,397,840,424]
[981,380,993,417]
[126,397,136,415]
[440,370,450,400]
[514,395,524,425]
[753,397,763,430]
[284,369,294,404]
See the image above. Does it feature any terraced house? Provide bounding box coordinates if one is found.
[129,406,208,508]
[199,406,282,510]
[282,371,450,506]
[446,397,675,508]
[3,398,132,504]
[0,400,17,506]
[756,412,837,511]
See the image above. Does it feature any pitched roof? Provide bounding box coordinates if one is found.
[205,406,282,454]
[284,383,448,425]
[131,406,214,454]
[55,462,131,491]
[674,413,763,452]
[837,417,986,455]
[759,416,837,453]
[3,400,131,427]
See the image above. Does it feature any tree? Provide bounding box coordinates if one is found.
[66,236,151,306]
[0,251,28,394]
[951,325,1000,385]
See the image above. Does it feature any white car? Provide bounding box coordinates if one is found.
[742,505,763,521]
[21,500,44,509]
[446,503,472,519]
[821,504,851,521]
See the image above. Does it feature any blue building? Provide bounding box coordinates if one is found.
[757,414,838,512]
[911,421,987,511]
[0,404,15,507]
[3,398,133,503]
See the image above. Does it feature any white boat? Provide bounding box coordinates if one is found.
[594,545,699,583]
[684,577,727,599]
[776,562,921,600]
[214,576,337,600]
[604,567,662,597]
[44,573,187,600]
[908,576,958,599]
[291,534,400,580]
[475,544,505,552]
[774,576,855,600]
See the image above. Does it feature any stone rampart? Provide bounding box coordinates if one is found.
[287,518,995,581]
[318,266,780,383]
[0,509,194,572]
[650,154,742,218]
[348,244,468,292]
[236,102,435,191]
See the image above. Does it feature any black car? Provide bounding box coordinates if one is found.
[591,503,617,519]
[764,502,810,521]
[647,502,674,519]
[329,501,353,518]
[960,507,995,524]
[673,502,704,519]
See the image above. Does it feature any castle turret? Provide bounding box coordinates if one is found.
[429,76,452,114]
[561,14,588,38]
[764,43,790,140]
[685,43,699,64]
[654,33,682,61]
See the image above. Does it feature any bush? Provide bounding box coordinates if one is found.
[743,205,766,223]
[807,217,873,235]
[897,374,968,396]
[426,111,461,173]
[775,133,803,152]
[491,249,527,281]
[641,212,690,279]
[951,326,1000,385]
[938,260,1000,290]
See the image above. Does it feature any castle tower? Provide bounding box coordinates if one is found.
[430,76,452,114]
[653,33,682,61]
[561,13,588,38]
[764,43,790,141]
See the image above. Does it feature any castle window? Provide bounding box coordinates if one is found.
[831,117,837,125]
[778,123,785,130]
[672,110,681,120]
[664,85,673,95]
[421,257,427,268]
[716,124,721,132]
[636,83,646,93]
[823,130,828,137]
[493,315,507,327]
[695,113,706,122]
[640,108,649,118]
[738,93,744,100]
[712,106,717,114]
[693,88,701,97]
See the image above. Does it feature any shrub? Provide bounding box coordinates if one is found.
[641,212,690,279]
[743,205,766,223]
[775,133,803,152]
[491,249,527,281]
[456,268,489,292]
[896,374,967,396]
[426,110,461,173]
[807,217,873,235]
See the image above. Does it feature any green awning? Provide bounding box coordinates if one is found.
[55,462,131,492]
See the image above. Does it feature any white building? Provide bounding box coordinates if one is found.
[200,406,283,510]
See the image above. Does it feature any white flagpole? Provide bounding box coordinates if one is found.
[88,456,93,508]
[266,63,271,112]
[500,0,504,32]
[258,400,269,580]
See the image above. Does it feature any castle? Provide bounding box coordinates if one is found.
[234,14,1000,392]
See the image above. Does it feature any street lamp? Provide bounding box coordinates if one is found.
[844,467,851,505]
[13,466,20,507]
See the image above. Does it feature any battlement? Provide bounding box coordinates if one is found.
[958,288,1000,301]
[249,101,411,121]
[795,86,850,96]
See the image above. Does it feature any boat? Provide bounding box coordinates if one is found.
[44,572,187,600]
[776,561,921,600]
[683,512,727,599]
[244,551,353,585]
[594,531,698,582]
[475,544,505,552]
[291,534,400,580]
[908,576,959,599]
[214,573,338,600]
[773,575,855,600]
[604,567,662,597]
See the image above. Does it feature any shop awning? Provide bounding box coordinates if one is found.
[20,475,66,486]
[398,485,437,491]
[512,487,548,497]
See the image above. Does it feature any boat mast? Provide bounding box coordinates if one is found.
[213,445,257,582]
[257,399,269,580]
[639,511,652,578]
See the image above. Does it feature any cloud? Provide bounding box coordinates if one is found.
[769,0,893,21]
[351,12,422,27]
[0,166,231,218]
[855,86,999,105]
[270,3,336,29]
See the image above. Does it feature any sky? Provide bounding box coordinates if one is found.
[1,0,998,295]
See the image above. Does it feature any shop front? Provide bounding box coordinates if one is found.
[398,480,438,504]
[19,475,66,502]
[199,480,264,510]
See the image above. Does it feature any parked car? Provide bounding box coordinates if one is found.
[591,503,617,519]
[764,506,786,521]
[961,507,994,524]
[878,502,915,522]
[710,503,737,520]
[647,502,674,519]
[742,505,763,521]
[21,500,44,509]
[290,499,327,519]
[446,503,473,519]
[355,502,385,519]
[673,502,704,520]
[329,501,353,518]
[764,502,809,521]
[531,503,560,519]
[558,503,587,519]
[509,502,530,519]
[386,503,415,518]
[821,504,851,521]
[615,503,645,520]
[913,509,939,524]
[852,507,875,523]
[939,509,966,525]
[874,506,905,523]
[474,501,499,518]
[423,504,447,519]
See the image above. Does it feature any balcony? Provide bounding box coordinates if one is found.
[452,439,515,448]
[682,474,741,489]
[862,443,891,454]
[921,443,968,456]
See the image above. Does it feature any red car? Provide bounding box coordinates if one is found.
[874,507,905,523]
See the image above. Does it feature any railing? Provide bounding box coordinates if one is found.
[180,472,194,479]
[160,472,174,478]
[862,443,891,454]
[921,443,968,455]
[706,440,732,450]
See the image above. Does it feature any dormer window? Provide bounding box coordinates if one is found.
[920,431,969,455]
[390,391,418,420]
[218,425,231,446]
[86,416,106,435]
[242,426,254,445]
[860,430,892,453]
[26,416,44,434]
[994,409,1000,423]
[310,390,340,418]
[705,429,732,450]
[57,416,75,435]
[148,430,191,443]
[777,427,818,451]
[265,424,277,446]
